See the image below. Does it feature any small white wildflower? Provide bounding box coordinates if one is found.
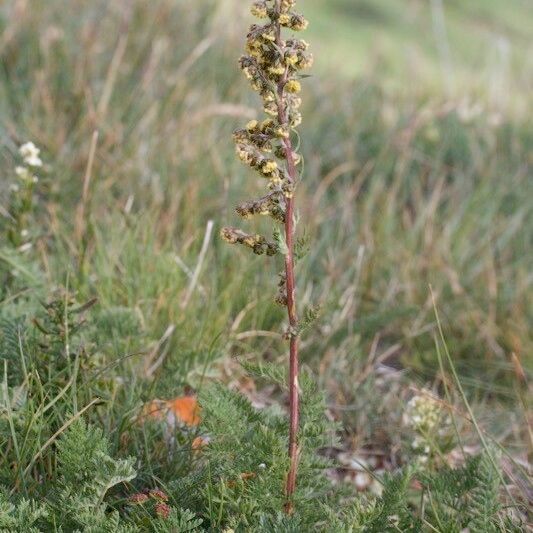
[20,229,29,238]
[18,242,33,253]
[15,165,38,183]
[9,184,20,192]
[354,472,370,490]
[258,463,266,469]
[388,515,400,526]
[19,142,42,167]
[15,166,29,178]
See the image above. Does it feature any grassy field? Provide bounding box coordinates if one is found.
[307,0,532,93]
[0,0,531,530]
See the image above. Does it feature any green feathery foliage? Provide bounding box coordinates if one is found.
[172,364,339,529]
[327,468,417,532]
[0,490,48,533]
[51,418,137,529]
[0,317,25,385]
[0,416,205,532]
[416,449,524,532]
[468,449,503,533]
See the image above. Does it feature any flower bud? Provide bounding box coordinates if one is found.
[250,1,268,18]
[285,80,301,93]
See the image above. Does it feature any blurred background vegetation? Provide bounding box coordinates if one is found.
[308,0,531,97]
[0,0,531,493]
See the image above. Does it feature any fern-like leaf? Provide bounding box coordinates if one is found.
[469,449,501,533]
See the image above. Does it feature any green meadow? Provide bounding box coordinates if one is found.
[0,0,531,530]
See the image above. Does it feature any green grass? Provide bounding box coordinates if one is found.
[306,0,532,101]
[0,0,531,529]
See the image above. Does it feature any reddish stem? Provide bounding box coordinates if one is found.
[274,2,300,511]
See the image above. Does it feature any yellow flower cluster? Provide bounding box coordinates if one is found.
[236,191,285,223]
[275,270,287,306]
[221,0,311,256]
[220,227,278,256]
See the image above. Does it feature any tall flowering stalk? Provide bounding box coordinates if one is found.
[221,0,311,508]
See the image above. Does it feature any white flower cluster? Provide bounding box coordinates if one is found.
[6,142,44,248]
[405,393,441,432]
[404,391,450,464]
[19,141,43,167]
[14,142,42,187]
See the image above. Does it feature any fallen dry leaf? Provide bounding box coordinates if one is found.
[227,471,257,488]
[140,395,201,427]
[191,435,208,450]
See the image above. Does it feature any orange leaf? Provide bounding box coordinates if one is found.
[191,436,208,450]
[167,395,201,426]
[226,471,256,488]
[141,395,201,427]
[141,400,167,421]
